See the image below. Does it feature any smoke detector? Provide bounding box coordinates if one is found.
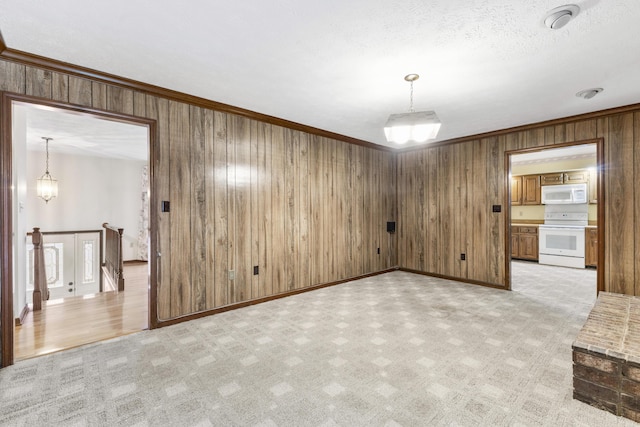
[576,88,603,100]
[544,4,580,29]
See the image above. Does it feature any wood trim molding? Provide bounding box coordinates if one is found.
[503,138,605,294]
[0,46,392,152]
[0,91,161,366]
[1,92,14,367]
[155,268,399,328]
[147,120,159,330]
[504,139,601,156]
[399,104,640,153]
[504,151,512,290]
[14,305,29,327]
[1,38,638,156]
[123,259,148,265]
[398,268,508,290]
[596,138,605,294]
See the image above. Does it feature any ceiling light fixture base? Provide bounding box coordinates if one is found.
[576,88,603,100]
[544,4,580,30]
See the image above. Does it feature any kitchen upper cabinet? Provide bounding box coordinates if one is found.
[511,226,538,261]
[511,176,522,206]
[540,170,589,186]
[540,172,564,185]
[564,170,589,184]
[521,175,541,205]
[588,168,598,204]
[513,169,593,205]
[585,227,598,268]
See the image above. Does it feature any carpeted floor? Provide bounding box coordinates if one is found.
[1,262,634,426]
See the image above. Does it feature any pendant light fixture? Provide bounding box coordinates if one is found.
[36,137,58,203]
[384,73,441,144]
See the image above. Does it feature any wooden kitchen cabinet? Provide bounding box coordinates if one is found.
[540,172,564,185]
[585,227,598,268]
[512,174,539,205]
[521,175,541,205]
[511,176,522,205]
[564,170,589,184]
[511,227,520,258]
[511,226,539,261]
[513,168,592,205]
[540,169,589,186]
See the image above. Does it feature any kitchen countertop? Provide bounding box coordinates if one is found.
[511,221,542,226]
[511,222,598,228]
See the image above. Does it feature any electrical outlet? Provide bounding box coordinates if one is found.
[460,253,466,261]
[229,270,235,280]
[253,266,259,275]
[377,247,380,254]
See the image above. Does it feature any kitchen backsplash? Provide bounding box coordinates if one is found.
[511,204,597,222]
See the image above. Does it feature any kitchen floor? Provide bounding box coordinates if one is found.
[511,260,597,311]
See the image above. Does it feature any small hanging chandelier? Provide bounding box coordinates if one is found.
[37,137,58,203]
[384,73,441,144]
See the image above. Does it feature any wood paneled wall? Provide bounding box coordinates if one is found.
[397,137,505,285]
[3,55,640,320]
[398,114,640,295]
[0,60,397,321]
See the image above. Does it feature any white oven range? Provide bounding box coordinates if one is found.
[538,204,588,269]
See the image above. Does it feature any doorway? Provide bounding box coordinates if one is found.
[1,94,157,366]
[506,140,604,304]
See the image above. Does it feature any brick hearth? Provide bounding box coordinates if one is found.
[573,292,640,422]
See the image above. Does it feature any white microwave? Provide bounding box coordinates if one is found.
[541,183,588,204]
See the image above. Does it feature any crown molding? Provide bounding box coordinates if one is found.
[398,102,640,153]
[5,42,637,155]
[0,46,393,152]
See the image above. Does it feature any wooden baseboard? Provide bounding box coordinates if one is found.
[155,268,400,328]
[14,304,29,326]
[398,267,508,290]
[123,259,148,265]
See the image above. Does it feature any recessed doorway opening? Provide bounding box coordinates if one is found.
[3,97,154,364]
[507,140,604,307]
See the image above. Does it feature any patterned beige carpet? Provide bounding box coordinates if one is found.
[0,262,635,426]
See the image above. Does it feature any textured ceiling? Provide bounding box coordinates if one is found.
[1,0,640,149]
[16,103,148,161]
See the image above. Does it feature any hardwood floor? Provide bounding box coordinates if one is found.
[14,263,149,361]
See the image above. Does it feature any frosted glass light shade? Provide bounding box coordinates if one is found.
[384,111,441,144]
[37,172,58,203]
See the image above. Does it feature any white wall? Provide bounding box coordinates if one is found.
[26,151,147,261]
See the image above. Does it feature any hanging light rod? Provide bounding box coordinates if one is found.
[36,136,58,203]
[384,73,441,144]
